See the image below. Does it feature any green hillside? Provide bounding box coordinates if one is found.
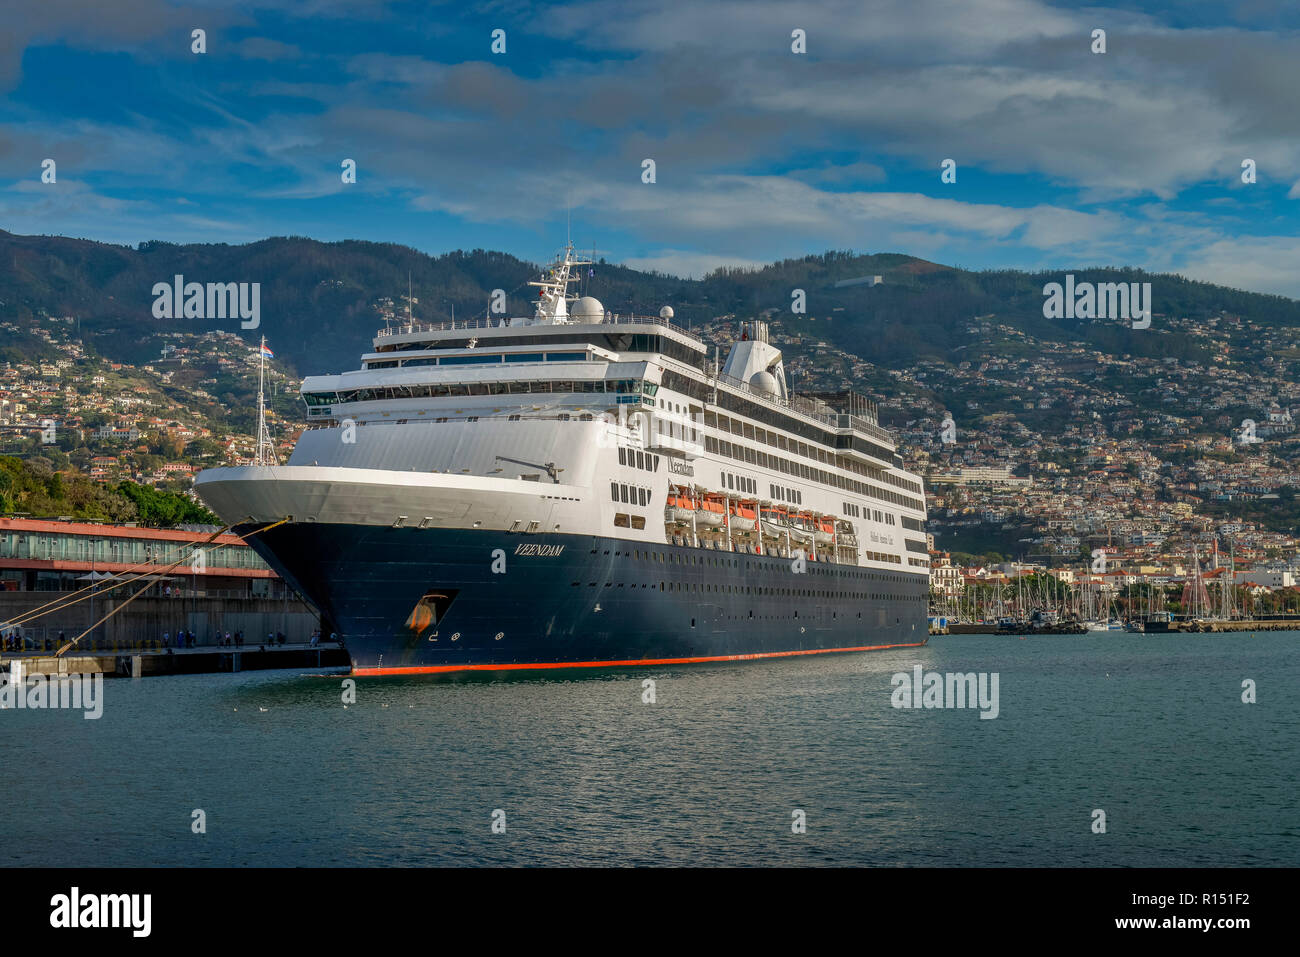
[3,230,1296,379]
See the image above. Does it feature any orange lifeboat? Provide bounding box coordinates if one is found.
[728,499,757,532]
[760,504,789,538]
[665,486,697,523]
[697,494,726,527]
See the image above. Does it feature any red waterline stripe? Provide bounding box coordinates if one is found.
[351,640,929,676]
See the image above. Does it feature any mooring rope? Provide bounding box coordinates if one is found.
[4,523,236,628]
[49,517,290,658]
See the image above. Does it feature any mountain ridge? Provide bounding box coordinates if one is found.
[3,229,1298,379]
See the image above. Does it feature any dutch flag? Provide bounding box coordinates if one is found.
[259,343,274,358]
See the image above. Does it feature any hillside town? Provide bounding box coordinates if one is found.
[6,303,1300,616]
[0,312,300,487]
[699,310,1300,618]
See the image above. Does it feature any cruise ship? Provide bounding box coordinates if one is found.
[194,247,931,675]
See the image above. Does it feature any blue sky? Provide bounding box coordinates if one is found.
[2,0,1299,295]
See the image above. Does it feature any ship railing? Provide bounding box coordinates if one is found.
[375,314,704,344]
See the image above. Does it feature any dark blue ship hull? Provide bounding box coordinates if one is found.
[238,523,929,674]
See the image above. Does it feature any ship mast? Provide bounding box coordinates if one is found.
[528,243,591,323]
[255,336,278,466]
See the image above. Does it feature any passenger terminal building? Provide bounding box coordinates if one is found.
[0,517,319,649]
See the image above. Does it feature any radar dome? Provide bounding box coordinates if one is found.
[572,296,605,320]
[659,306,675,320]
[749,370,779,395]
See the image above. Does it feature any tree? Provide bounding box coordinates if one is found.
[113,481,218,527]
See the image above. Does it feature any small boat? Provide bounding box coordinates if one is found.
[665,488,696,523]
[728,499,757,532]
[696,494,726,527]
[813,517,835,545]
[786,518,814,544]
[760,505,789,538]
[787,511,816,544]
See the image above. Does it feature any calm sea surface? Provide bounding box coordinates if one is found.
[7,632,1297,866]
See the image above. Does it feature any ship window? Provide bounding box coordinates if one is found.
[614,513,630,527]
[504,352,545,363]
[636,450,645,470]
[632,515,645,530]
[618,448,626,465]
[440,354,501,365]
[620,485,629,503]
[546,352,587,361]
[611,482,618,501]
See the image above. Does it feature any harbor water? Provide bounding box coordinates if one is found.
[5,631,1296,866]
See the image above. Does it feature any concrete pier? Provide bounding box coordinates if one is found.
[3,641,348,677]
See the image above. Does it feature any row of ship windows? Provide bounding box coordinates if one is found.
[704,435,924,513]
[660,369,899,468]
[696,403,922,497]
[908,557,931,568]
[846,503,893,525]
[589,546,922,583]
[302,378,649,406]
[723,472,756,495]
[610,483,651,507]
[569,579,924,603]
[365,351,590,369]
[617,447,660,473]
[769,483,802,505]
[864,551,903,565]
